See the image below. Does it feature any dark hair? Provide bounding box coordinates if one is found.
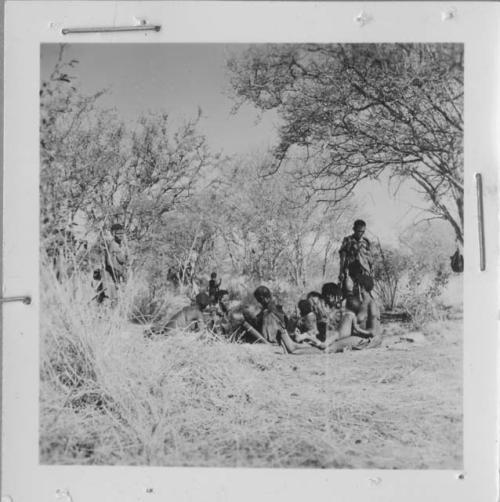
[217,289,229,300]
[306,291,322,300]
[111,223,124,232]
[195,292,210,310]
[321,282,341,297]
[353,219,366,229]
[358,274,374,292]
[211,272,217,279]
[254,285,271,303]
[298,299,312,317]
[346,296,361,313]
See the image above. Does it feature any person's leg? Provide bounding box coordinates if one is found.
[343,274,354,297]
[366,301,382,349]
[325,335,369,353]
[367,333,382,349]
[277,331,324,355]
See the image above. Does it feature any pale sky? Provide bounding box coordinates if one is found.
[40,43,445,246]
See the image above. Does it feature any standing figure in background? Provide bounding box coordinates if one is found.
[103,223,128,303]
[338,219,373,297]
[208,271,222,304]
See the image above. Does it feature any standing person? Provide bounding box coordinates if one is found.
[103,223,128,302]
[338,219,373,297]
[208,272,222,303]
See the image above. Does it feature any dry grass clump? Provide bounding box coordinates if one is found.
[40,267,462,468]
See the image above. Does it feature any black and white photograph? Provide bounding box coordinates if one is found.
[39,42,464,469]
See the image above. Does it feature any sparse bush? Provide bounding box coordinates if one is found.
[399,266,451,327]
[372,245,412,311]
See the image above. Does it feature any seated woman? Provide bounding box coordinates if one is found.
[321,282,343,310]
[226,286,287,344]
[253,285,288,344]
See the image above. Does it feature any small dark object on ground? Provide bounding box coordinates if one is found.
[380,311,412,324]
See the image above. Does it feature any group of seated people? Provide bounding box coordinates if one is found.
[247,277,381,354]
[150,273,382,355]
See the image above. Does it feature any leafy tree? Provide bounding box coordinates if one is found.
[40,45,113,238]
[205,155,354,286]
[40,47,215,267]
[228,44,464,243]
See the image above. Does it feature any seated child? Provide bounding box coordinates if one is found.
[306,291,328,341]
[294,299,321,345]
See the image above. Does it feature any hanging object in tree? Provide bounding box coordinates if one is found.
[450,247,464,273]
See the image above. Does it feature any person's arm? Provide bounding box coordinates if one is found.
[338,237,348,281]
[366,300,381,337]
[294,313,321,344]
[352,317,373,338]
[365,238,373,272]
[242,321,271,344]
[337,311,356,339]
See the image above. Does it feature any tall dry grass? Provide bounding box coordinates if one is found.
[40,262,462,468]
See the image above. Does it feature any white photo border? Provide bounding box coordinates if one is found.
[3,2,499,501]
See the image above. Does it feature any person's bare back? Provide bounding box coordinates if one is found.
[163,305,205,332]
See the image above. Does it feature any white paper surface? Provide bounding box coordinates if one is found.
[2,2,499,501]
